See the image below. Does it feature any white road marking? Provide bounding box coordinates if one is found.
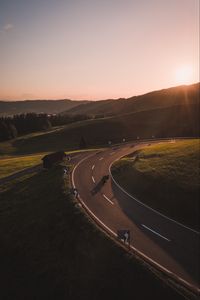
[92,164,95,170]
[71,152,200,294]
[109,161,200,235]
[141,224,171,242]
[99,157,104,160]
[102,194,114,205]
[92,176,95,183]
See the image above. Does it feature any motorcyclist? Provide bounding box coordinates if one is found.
[102,175,109,184]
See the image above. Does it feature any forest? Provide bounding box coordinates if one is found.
[0,113,91,142]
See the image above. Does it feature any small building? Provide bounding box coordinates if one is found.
[42,151,66,169]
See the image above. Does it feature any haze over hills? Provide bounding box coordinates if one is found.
[0,83,199,118]
[0,99,89,116]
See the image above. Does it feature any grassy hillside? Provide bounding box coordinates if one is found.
[63,83,199,116]
[1,83,199,117]
[0,149,100,179]
[0,153,45,179]
[0,99,88,116]
[0,165,186,300]
[0,103,198,155]
[111,139,200,230]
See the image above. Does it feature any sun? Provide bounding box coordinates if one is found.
[174,65,194,85]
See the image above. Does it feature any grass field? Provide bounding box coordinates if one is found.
[112,139,200,230]
[62,82,199,116]
[0,164,186,300]
[0,153,45,179]
[0,126,65,155]
[0,149,102,179]
[0,104,198,156]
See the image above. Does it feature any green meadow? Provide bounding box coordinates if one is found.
[0,104,198,156]
[0,154,45,179]
[0,165,185,300]
[0,105,198,298]
[112,139,200,230]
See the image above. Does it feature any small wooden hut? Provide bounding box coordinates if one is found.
[42,151,66,168]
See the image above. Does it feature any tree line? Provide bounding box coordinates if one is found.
[0,113,92,142]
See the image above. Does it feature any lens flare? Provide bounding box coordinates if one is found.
[174,65,194,85]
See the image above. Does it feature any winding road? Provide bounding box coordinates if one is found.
[71,141,200,294]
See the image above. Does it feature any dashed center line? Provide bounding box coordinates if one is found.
[92,164,95,170]
[102,194,114,205]
[99,157,104,160]
[92,176,95,183]
[141,224,171,242]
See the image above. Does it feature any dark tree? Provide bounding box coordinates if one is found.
[0,120,18,141]
[79,136,87,149]
[0,120,10,141]
[7,123,18,139]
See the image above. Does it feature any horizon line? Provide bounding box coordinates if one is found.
[0,82,199,102]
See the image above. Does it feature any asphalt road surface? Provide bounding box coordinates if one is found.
[72,142,200,293]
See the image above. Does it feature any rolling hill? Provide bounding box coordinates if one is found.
[1,83,199,118]
[0,99,89,116]
[0,102,198,155]
[0,166,185,300]
[111,139,200,230]
[0,82,199,155]
[62,83,199,116]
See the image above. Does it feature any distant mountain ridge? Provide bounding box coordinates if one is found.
[0,83,199,117]
[0,99,89,116]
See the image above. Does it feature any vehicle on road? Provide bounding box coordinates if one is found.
[102,175,109,184]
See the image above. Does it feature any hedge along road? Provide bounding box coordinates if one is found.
[71,141,200,294]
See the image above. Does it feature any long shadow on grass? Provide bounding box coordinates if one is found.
[111,180,200,286]
[1,169,186,300]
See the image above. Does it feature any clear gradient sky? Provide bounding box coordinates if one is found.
[0,0,199,100]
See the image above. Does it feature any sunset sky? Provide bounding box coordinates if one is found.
[0,0,199,100]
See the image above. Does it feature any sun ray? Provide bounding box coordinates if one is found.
[174,65,194,85]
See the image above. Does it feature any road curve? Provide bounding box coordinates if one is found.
[71,142,200,293]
